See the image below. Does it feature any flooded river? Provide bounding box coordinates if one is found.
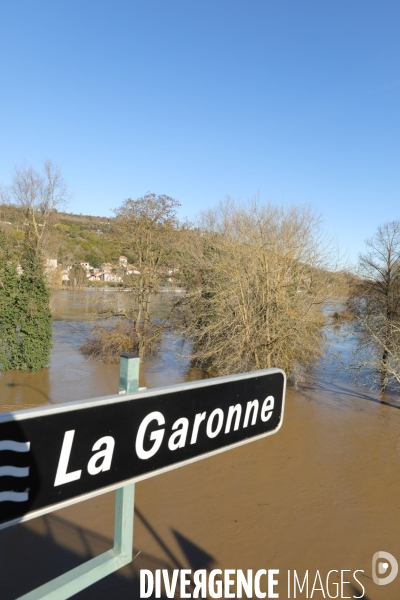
[1,291,400,599]
[0,291,194,412]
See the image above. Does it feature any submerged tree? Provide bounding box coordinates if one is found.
[347,221,400,393]
[180,199,337,384]
[81,193,183,360]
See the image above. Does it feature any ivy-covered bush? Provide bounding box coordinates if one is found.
[0,231,20,370]
[0,231,52,372]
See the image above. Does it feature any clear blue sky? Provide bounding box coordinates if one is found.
[0,1,399,264]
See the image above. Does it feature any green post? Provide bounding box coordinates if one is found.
[114,352,139,562]
[18,354,140,600]
[119,352,140,394]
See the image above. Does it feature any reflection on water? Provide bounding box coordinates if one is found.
[50,290,99,322]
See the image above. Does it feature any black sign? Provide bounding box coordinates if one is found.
[0,369,285,529]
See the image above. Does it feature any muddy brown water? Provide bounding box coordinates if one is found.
[1,291,400,599]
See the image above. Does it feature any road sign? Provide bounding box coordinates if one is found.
[0,368,285,530]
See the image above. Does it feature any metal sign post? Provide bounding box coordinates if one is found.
[17,355,140,600]
[0,364,286,599]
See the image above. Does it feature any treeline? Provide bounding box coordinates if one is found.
[82,194,342,387]
[82,193,400,394]
[344,221,400,393]
[1,161,400,395]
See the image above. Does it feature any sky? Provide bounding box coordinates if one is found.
[0,1,399,265]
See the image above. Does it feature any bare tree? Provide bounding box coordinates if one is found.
[8,160,69,254]
[347,221,400,392]
[179,199,338,384]
[81,193,183,360]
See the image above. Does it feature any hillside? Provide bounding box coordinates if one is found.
[0,204,120,267]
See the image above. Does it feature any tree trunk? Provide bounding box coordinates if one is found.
[380,348,388,393]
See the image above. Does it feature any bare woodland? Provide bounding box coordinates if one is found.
[178,199,338,384]
[346,221,400,392]
[82,196,340,384]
